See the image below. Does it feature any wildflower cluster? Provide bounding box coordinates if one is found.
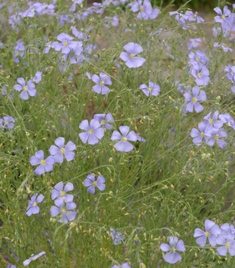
[194,219,235,257]
[190,111,235,148]
[50,182,77,223]
[30,137,76,175]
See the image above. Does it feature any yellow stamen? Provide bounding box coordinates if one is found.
[205,231,210,237]
[40,159,46,165]
[33,202,37,207]
[23,86,28,91]
[88,129,94,134]
[121,137,127,142]
[101,119,106,125]
[92,181,97,187]
[60,148,65,153]
[130,54,135,59]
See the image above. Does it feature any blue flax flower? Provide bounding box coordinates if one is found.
[188,50,208,68]
[26,193,44,216]
[194,219,221,247]
[0,116,15,130]
[217,235,235,256]
[120,42,145,68]
[51,181,74,203]
[139,81,160,97]
[13,78,37,100]
[79,119,104,145]
[84,174,106,194]
[13,39,25,63]
[183,86,206,113]
[110,228,124,245]
[111,126,138,152]
[49,137,76,163]
[204,111,223,128]
[130,0,159,20]
[189,65,210,86]
[50,199,76,223]
[216,223,235,256]
[190,122,211,146]
[30,150,54,175]
[91,72,112,95]
[205,127,227,148]
[160,236,185,264]
[188,38,202,50]
[94,113,114,130]
[219,113,235,129]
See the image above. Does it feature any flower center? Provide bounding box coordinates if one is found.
[147,87,152,91]
[33,202,37,207]
[201,132,204,137]
[64,41,68,46]
[121,136,127,142]
[196,57,199,62]
[92,181,97,187]
[191,97,197,102]
[4,121,8,125]
[205,231,210,237]
[225,242,231,249]
[170,247,176,253]
[88,129,94,134]
[130,54,135,59]
[140,6,144,11]
[214,135,218,141]
[40,159,46,165]
[61,191,66,197]
[197,73,201,78]
[99,81,104,86]
[209,119,214,125]
[23,86,28,91]
[101,119,106,125]
[60,148,65,154]
[222,15,225,20]
[61,207,67,213]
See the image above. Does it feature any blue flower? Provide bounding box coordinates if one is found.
[110,228,124,245]
[160,236,185,264]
